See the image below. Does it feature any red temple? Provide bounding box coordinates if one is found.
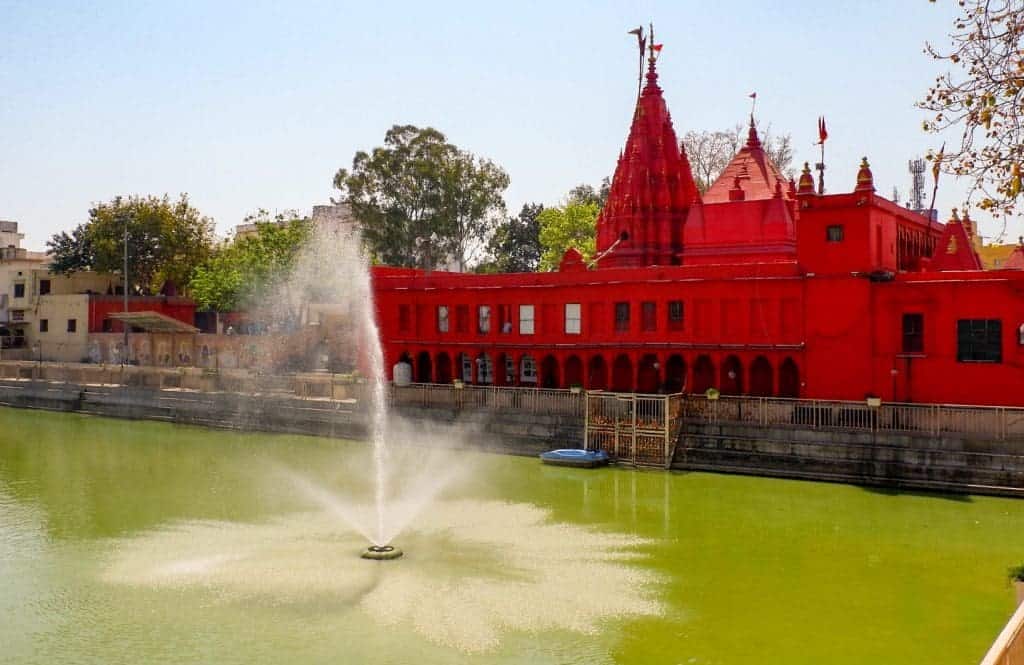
[371,47,1024,407]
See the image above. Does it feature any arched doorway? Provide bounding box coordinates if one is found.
[750,356,773,396]
[520,355,537,385]
[475,353,494,385]
[416,351,432,383]
[494,353,511,386]
[779,358,800,398]
[588,355,608,390]
[457,353,473,383]
[540,355,560,389]
[665,355,686,393]
[564,355,584,388]
[435,352,453,384]
[692,355,715,394]
[721,355,743,394]
[637,354,660,393]
[611,354,633,392]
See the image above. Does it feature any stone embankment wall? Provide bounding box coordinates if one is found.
[2,376,1022,497]
[0,380,577,459]
[674,422,1024,497]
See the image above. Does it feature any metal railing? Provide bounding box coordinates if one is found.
[388,382,585,416]
[684,395,1024,441]
[584,391,685,467]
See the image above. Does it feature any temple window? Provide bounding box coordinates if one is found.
[437,306,449,333]
[478,305,491,334]
[455,305,470,333]
[641,301,657,332]
[614,302,630,333]
[826,225,844,242]
[398,305,411,333]
[565,303,581,334]
[498,304,512,333]
[520,355,537,383]
[519,305,535,335]
[956,319,1001,363]
[668,300,684,331]
[902,313,924,353]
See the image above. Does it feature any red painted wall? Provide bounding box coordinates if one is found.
[87,295,196,333]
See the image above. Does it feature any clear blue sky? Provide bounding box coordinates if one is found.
[3,0,1018,251]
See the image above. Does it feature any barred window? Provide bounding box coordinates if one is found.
[668,300,684,331]
[437,306,449,333]
[902,313,923,353]
[956,319,1001,363]
[614,302,630,333]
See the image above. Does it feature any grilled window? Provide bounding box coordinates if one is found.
[478,305,491,333]
[614,302,630,333]
[437,306,449,333]
[956,319,1001,363]
[826,225,844,242]
[455,305,469,333]
[668,300,684,331]
[902,313,924,353]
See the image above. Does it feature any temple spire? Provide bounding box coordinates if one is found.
[595,25,699,268]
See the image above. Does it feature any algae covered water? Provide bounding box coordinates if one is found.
[1,407,1022,664]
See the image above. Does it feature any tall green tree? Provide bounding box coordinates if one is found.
[189,210,312,312]
[537,201,600,271]
[332,124,509,271]
[920,0,1024,217]
[479,203,544,273]
[46,194,214,294]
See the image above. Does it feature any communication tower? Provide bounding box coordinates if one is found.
[908,159,926,212]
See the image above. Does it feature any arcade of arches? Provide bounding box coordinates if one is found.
[395,350,801,398]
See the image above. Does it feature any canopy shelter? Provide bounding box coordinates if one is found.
[107,311,198,334]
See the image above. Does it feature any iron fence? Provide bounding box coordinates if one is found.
[684,395,1024,441]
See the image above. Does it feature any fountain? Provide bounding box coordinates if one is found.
[264,221,419,556]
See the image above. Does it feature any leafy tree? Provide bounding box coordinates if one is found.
[333,125,509,271]
[681,124,795,193]
[480,203,544,273]
[567,177,611,208]
[920,0,1024,216]
[537,201,600,271]
[47,194,214,294]
[189,211,312,312]
[440,150,510,271]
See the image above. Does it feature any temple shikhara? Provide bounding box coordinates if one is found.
[371,40,1024,407]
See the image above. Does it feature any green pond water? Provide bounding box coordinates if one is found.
[1,406,1022,664]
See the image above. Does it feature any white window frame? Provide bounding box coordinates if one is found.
[519,304,535,335]
[565,303,581,334]
[520,355,537,383]
[478,305,491,334]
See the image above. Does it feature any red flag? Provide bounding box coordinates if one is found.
[818,116,828,144]
[652,44,663,52]
[749,92,757,99]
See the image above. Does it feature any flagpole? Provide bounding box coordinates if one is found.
[928,141,945,220]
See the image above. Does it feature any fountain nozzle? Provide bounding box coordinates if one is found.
[361,544,403,561]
